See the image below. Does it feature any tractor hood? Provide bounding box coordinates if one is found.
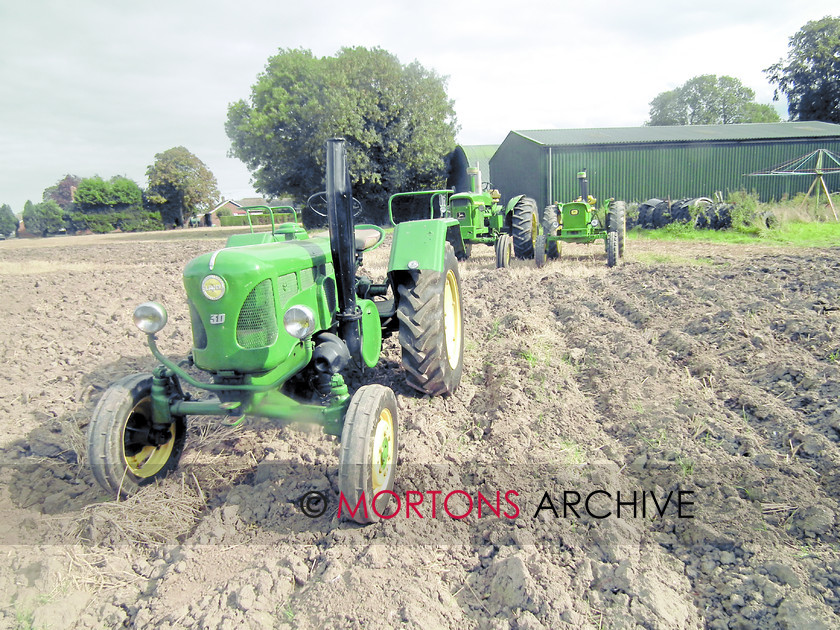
[182,237,337,374]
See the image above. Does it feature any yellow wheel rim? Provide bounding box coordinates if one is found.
[123,396,176,479]
[371,408,394,494]
[443,269,462,370]
[531,212,538,249]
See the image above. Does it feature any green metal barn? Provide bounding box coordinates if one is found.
[488,122,840,209]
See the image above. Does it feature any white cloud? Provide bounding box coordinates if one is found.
[0,0,836,211]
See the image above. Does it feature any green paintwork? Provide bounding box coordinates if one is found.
[183,237,335,374]
[359,298,382,367]
[388,218,459,272]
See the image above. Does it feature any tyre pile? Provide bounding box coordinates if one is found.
[630,197,735,230]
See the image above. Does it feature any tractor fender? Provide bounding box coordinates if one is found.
[388,218,464,273]
[503,194,526,231]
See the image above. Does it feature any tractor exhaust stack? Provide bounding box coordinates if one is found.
[325,138,361,362]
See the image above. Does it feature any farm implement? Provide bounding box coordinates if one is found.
[388,167,538,268]
[87,138,464,523]
[535,170,626,268]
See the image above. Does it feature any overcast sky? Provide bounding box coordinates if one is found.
[1,0,837,212]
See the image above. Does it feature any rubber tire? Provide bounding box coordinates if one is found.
[609,201,627,259]
[87,373,186,497]
[605,231,619,268]
[456,242,473,261]
[511,196,538,259]
[495,233,513,269]
[338,385,399,524]
[396,243,464,397]
[542,205,560,259]
[535,234,546,268]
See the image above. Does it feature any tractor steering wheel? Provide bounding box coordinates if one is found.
[306,191,363,218]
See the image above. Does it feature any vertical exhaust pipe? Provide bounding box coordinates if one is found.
[325,138,361,362]
[577,170,588,201]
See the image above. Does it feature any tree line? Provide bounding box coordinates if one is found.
[2,17,836,237]
[2,147,219,237]
[647,16,840,126]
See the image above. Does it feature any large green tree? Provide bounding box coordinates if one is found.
[226,46,458,221]
[765,16,840,124]
[22,200,65,236]
[647,75,780,125]
[146,147,219,227]
[0,204,18,237]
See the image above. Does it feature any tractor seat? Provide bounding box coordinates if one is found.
[355,227,383,252]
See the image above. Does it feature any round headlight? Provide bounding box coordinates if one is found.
[133,302,168,334]
[283,305,316,339]
[201,275,226,300]
[591,218,599,228]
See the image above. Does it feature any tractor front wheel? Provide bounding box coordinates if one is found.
[605,231,619,268]
[535,234,546,268]
[338,385,399,524]
[495,233,513,268]
[511,196,538,259]
[87,373,186,497]
[610,200,627,259]
[396,243,464,396]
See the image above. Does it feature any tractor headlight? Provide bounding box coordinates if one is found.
[133,302,168,334]
[591,218,599,228]
[283,305,315,339]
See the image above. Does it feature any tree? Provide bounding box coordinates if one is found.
[22,200,65,236]
[647,75,780,125]
[765,16,840,124]
[0,204,18,237]
[42,174,81,210]
[146,147,219,227]
[226,46,459,222]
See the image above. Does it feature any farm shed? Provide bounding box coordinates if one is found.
[489,122,840,209]
[446,145,499,193]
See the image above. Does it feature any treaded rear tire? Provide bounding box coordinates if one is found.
[87,373,186,497]
[396,244,464,396]
[511,196,537,259]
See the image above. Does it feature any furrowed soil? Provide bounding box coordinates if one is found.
[1,229,839,629]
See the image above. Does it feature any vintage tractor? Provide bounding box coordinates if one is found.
[388,167,538,268]
[535,170,626,268]
[87,138,465,523]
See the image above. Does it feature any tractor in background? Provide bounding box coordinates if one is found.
[535,170,626,268]
[388,166,538,268]
[87,138,464,524]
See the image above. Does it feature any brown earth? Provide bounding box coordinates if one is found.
[1,229,839,629]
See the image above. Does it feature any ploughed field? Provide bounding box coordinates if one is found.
[1,230,839,629]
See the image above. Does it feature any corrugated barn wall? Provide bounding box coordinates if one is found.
[489,123,840,210]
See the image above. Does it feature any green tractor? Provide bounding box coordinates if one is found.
[535,170,626,268]
[87,138,465,523]
[388,166,538,268]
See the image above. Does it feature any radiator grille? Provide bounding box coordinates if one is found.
[236,279,277,349]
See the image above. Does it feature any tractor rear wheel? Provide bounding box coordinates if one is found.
[495,233,513,268]
[338,384,399,523]
[535,234,546,268]
[396,243,464,396]
[87,373,186,497]
[605,231,619,268]
[511,196,538,259]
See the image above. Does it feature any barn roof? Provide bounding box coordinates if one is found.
[511,121,840,147]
